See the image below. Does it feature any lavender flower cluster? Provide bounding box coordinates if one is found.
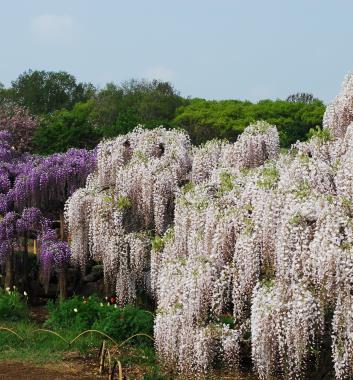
[0,207,70,287]
[0,120,96,288]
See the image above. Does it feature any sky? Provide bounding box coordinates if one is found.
[1,0,353,103]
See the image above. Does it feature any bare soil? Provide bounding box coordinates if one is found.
[0,352,107,380]
[0,361,105,379]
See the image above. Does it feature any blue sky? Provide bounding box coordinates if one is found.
[1,0,353,102]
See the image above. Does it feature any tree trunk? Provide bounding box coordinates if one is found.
[5,250,14,289]
[58,210,68,302]
[58,271,67,302]
[22,235,29,288]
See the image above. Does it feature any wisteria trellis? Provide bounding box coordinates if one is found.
[65,73,353,379]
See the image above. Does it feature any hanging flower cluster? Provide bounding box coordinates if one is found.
[323,73,353,138]
[65,127,191,304]
[191,139,225,184]
[9,148,96,212]
[220,120,279,169]
[251,281,323,380]
[64,75,353,379]
[151,109,353,376]
[0,128,95,294]
[0,207,71,289]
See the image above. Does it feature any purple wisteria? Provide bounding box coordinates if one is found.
[9,148,96,212]
[0,125,96,296]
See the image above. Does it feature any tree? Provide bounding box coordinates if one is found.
[65,127,191,302]
[119,79,185,125]
[32,101,101,155]
[0,83,12,105]
[89,82,123,128]
[172,98,325,147]
[0,103,38,153]
[10,70,96,115]
[89,79,186,139]
[286,92,318,103]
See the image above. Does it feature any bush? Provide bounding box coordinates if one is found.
[93,304,154,345]
[45,296,154,345]
[44,295,105,331]
[0,288,28,321]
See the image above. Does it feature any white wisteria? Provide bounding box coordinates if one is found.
[323,73,353,138]
[65,127,191,304]
[65,75,353,379]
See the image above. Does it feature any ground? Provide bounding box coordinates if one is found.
[0,307,258,379]
[0,361,104,380]
[0,361,259,379]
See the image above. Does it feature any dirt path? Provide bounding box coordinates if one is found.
[0,361,105,380]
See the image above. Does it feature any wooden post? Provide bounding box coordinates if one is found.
[99,340,106,374]
[106,349,112,378]
[110,360,117,380]
[117,360,123,380]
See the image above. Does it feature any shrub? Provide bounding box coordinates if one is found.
[45,296,154,345]
[0,288,28,321]
[93,305,154,345]
[44,295,105,331]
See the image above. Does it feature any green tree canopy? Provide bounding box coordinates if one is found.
[172,98,325,147]
[31,79,186,154]
[90,79,186,136]
[32,101,100,155]
[10,70,96,115]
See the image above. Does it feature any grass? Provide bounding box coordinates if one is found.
[0,320,102,362]
[0,319,165,378]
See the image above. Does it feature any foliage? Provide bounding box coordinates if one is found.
[92,304,154,345]
[173,97,325,147]
[32,101,101,155]
[32,79,185,155]
[0,288,28,321]
[90,79,185,137]
[45,296,154,344]
[45,295,106,331]
[9,70,95,115]
[307,125,332,142]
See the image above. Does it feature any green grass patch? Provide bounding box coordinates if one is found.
[0,291,166,377]
[0,319,165,377]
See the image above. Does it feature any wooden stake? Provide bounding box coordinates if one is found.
[99,340,106,374]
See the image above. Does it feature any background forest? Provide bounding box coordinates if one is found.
[0,69,325,153]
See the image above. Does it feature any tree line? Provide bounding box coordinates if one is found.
[0,70,325,154]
